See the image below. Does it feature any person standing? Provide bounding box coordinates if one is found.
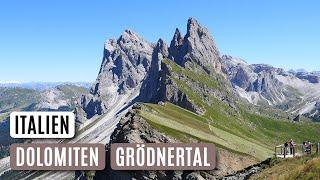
[289,139,295,156]
[284,141,289,155]
[307,141,312,154]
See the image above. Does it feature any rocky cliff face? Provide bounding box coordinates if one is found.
[222,55,320,121]
[156,18,235,115]
[94,105,184,180]
[78,18,227,123]
[169,18,222,74]
[93,105,256,179]
[138,39,168,103]
[222,55,289,105]
[77,30,157,122]
[293,71,320,83]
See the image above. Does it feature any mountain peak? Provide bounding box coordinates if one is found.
[157,38,165,45]
[187,17,200,30]
[119,29,144,42]
[171,28,184,47]
[188,17,198,24]
[174,18,222,73]
[155,38,169,58]
[169,28,185,65]
[104,29,148,52]
[186,17,209,39]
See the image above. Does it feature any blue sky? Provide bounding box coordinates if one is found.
[0,0,319,82]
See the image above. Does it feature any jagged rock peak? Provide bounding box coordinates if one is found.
[168,18,223,73]
[104,29,152,53]
[80,28,155,120]
[116,29,153,50]
[183,17,222,73]
[120,29,142,41]
[169,28,185,65]
[155,38,169,58]
[171,28,184,47]
[186,17,209,37]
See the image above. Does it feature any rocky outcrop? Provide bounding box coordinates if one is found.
[138,39,168,103]
[247,65,286,105]
[315,101,320,111]
[295,72,320,83]
[169,18,222,74]
[222,158,272,180]
[77,30,156,122]
[78,18,226,122]
[222,55,290,105]
[169,28,185,66]
[18,84,89,112]
[158,61,206,115]
[94,105,184,180]
[94,30,154,96]
[152,18,237,115]
[109,105,176,144]
[293,114,301,122]
[79,94,105,119]
[222,55,320,121]
[93,105,258,179]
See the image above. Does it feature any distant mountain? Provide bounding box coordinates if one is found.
[222,55,320,121]
[0,82,92,90]
[1,18,320,179]
[312,71,320,75]
[0,84,90,158]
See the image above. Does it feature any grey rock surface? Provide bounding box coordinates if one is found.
[169,18,222,74]
[78,30,155,121]
[158,61,206,115]
[222,55,287,105]
[221,55,320,121]
[78,18,226,122]
[295,72,320,83]
[94,105,219,180]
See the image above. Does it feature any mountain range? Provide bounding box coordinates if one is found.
[0,84,90,159]
[0,82,92,91]
[0,18,319,179]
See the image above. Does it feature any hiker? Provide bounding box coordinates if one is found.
[306,141,312,154]
[289,139,295,155]
[302,141,306,153]
[284,141,289,155]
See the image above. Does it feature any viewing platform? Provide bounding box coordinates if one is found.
[275,142,320,158]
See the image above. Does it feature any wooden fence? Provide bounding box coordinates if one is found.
[275,142,320,158]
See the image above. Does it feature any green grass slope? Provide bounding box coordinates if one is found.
[139,103,320,161]
[0,87,39,113]
[139,103,272,160]
[137,59,320,161]
[251,155,320,179]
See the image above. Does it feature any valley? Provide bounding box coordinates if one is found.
[0,17,319,179]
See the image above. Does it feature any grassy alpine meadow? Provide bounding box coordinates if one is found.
[251,155,320,179]
[138,103,320,161]
[163,59,320,144]
[0,87,39,113]
[137,59,320,161]
[139,103,272,160]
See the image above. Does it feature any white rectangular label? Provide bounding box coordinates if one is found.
[10,111,75,139]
